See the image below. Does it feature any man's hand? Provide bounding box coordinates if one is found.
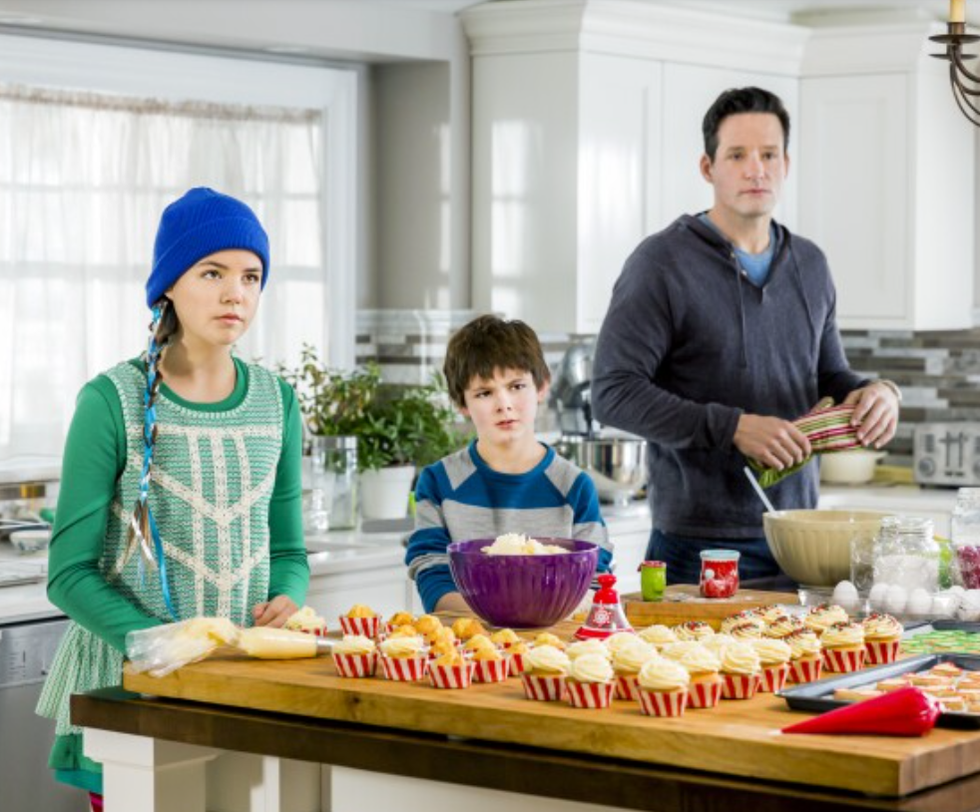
[843,382,899,449]
[733,414,812,470]
[251,595,299,628]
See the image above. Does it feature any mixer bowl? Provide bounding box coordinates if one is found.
[553,435,648,504]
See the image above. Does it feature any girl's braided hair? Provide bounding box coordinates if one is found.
[124,298,179,586]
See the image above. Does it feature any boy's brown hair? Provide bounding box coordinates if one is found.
[443,315,551,407]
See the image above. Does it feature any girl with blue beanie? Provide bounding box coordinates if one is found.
[36,187,309,809]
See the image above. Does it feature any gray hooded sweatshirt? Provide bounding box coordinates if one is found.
[591,214,868,538]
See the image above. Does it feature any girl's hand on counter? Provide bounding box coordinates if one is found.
[252,595,299,627]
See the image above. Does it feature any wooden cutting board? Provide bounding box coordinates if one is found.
[623,584,800,630]
[124,623,979,798]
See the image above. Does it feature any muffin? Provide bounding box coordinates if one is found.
[862,613,903,665]
[414,614,443,639]
[462,634,496,656]
[339,604,381,638]
[637,624,678,649]
[284,606,328,637]
[673,645,723,709]
[387,624,420,639]
[378,635,428,681]
[520,644,571,701]
[784,629,823,683]
[765,614,805,639]
[489,628,522,649]
[719,642,762,700]
[428,649,476,689]
[672,621,715,642]
[471,645,509,683]
[820,621,866,673]
[610,638,659,701]
[804,603,849,636]
[331,634,377,678]
[451,617,488,642]
[636,658,690,717]
[386,611,416,633]
[565,653,616,709]
[750,637,792,693]
[505,640,530,677]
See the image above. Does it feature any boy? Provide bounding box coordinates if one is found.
[406,314,613,613]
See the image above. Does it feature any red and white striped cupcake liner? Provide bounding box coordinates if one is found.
[294,626,328,637]
[339,616,381,639]
[332,652,377,678]
[520,672,566,701]
[380,655,428,681]
[473,658,509,684]
[822,647,866,673]
[615,673,640,701]
[758,663,790,693]
[566,680,615,709]
[637,689,688,717]
[865,639,901,665]
[721,672,760,700]
[507,651,527,677]
[687,678,723,709]
[788,657,822,684]
[428,662,476,689]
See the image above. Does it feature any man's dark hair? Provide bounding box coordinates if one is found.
[702,86,790,161]
[443,314,551,407]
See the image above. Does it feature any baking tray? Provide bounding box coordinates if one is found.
[778,654,980,729]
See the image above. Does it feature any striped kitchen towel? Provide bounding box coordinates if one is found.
[749,402,861,488]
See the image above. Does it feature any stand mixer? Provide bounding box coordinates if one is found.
[550,340,649,507]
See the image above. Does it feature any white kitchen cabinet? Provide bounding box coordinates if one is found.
[798,21,975,331]
[306,562,410,622]
[463,0,807,334]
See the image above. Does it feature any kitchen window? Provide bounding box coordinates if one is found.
[0,34,358,462]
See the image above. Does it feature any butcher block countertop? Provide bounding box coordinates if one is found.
[121,625,980,799]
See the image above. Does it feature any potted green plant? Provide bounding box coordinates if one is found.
[280,346,468,520]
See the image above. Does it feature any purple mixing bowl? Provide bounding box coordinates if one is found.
[448,538,599,629]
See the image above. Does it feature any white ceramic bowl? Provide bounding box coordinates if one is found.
[763,509,891,587]
[819,449,887,485]
[9,528,51,555]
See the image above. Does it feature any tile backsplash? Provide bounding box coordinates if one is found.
[356,312,980,468]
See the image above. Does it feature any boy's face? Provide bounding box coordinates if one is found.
[460,367,548,451]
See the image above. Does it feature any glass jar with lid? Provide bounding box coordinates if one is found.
[872,515,940,592]
[951,487,980,589]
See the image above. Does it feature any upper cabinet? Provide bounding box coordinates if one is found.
[798,20,976,331]
[462,1,808,334]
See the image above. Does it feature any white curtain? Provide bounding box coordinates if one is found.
[0,84,326,460]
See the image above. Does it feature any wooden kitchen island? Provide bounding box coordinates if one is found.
[70,640,980,812]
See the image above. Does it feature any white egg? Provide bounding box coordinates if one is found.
[931,594,957,617]
[907,588,932,615]
[964,589,980,610]
[832,580,859,603]
[884,584,907,614]
[947,585,966,596]
[869,582,890,608]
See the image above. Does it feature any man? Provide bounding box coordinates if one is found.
[591,87,900,584]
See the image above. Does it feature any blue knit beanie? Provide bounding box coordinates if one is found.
[146,187,270,307]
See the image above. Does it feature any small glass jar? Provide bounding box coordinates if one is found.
[638,560,666,601]
[310,435,358,530]
[872,515,939,592]
[951,487,980,589]
[699,550,740,598]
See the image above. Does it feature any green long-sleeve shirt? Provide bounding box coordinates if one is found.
[47,357,309,653]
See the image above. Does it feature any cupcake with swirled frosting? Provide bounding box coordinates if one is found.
[765,614,805,639]
[719,642,762,700]
[637,624,677,649]
[804,603,849,635]
[862,612,903,665]
[672,644,723,709]
[567,639,612,661]
[636,658,690,717]
[820,621,866,673]
[331,634,378,679]
[520,644,571,702]
[672,621,715,642]
[566,653,616,709]
[720,612,765,635]
[750,638,792,693]
[610,638,659,701]
[727,621,765,641]
[784,629,823,684]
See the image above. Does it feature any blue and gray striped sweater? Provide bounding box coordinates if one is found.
[405,441,613,613]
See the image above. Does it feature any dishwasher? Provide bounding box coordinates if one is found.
[0,615,86,812]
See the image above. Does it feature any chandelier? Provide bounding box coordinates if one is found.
[930,0,980,125]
